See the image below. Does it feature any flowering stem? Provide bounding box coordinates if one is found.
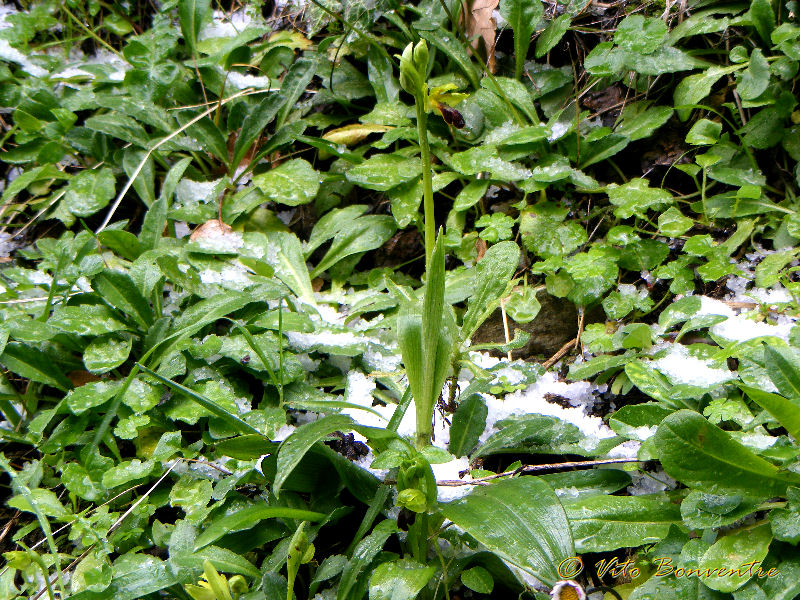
[415,91,435,270]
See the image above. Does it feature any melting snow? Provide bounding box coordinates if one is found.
[698,296,794,342]
[651,343,733,387]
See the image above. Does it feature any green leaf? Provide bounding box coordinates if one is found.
[563,495,681,553]
[673,65,740,120]
[454,180,489,211]
[9,487,70,519]
[274,414,357,497]
[275,57,317,129]
[0,343,72,391]
[698,524,772,592]
[738,48,770,100]
[563,246,619,307]
[188,546,261,578]
[449,394,487,457]
[346,154,421,191]
[93,270,154,328]
[499,0,544,79]
[68,555,177,600]
[460,566,494,594]
[178,0,210,55]
[101,459,154,488]
[312,216,396,277]
[755,249,800,287]
[764,344,800,401]
[83,334,133,374]
[442,477,574,587]
[369,559,435,600]
[66,380,121,415]
[231,94,284,173]
[614,15,667,54]
[607,178,673,219]
[739,384,800,441]
[685,118,722,145]
[749,0,776,44]
[215,434,277,459]
[521,212,587,259]
[337,520,398,600]
[136,364,265,437]
[770,486,800,544]
[625,360,676,407]
[64,168,116,218]
[419,30,479,88]
[655,410,800,498]
[252,158,320,207]
[195,505,326,550]
[536,14,571,58]
[260,232,316,304]
[658,207,694,236]
[462,241,520,339]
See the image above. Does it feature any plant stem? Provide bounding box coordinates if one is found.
[415,92,435,269]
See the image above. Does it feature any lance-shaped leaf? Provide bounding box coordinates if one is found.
[178,0,210,56]
[442,477,574,587]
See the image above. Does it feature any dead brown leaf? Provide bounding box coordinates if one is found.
[463,0,499,73]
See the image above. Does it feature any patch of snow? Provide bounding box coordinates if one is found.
[199,9,253,40]
[479,371,613,444]
[272,424,296,441]
[651,343,733,387]
[432,457,474,502]
[276,209,296,225]
[698,296,794,342]
[198,265,252,287]
[548,121,571,142]
[627,469,676,496]
[0,39,47,76]
[227,71,271,89]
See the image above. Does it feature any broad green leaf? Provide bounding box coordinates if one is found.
[770,486,800,544]
[448,394,487,457]
[607,178,673,219]
[369,559,435,600]
[520,212,587,259]
[338,520,399,600]
[616,105,673,142]
[609,403,672,440]
[764,344,800,401]
[454,180,489,211]
[658,207,694,236]
[68,555,177,600]
[83,334,132,373]
[178,0,210,55]
[680,491,763,529]
[754,249,800,287]
[274,414,357,497]
[474,414,582,458]
[139,197,168,251]
[499,0,544,79]
[305,205,370,255]
[625,361,676,406]
[739,384,800,441]
[461,566,494,594]
[346,154,421,191]
[312,216,396,277]
[685,118,722,145]
[540,469,632,498]
[738,48,770,100]
[674,65,740,120]
[252,158,320,207]
[563,246,619,307]
[195,505,326,550]
[101,459,154,488]
[563,495,681,552]
[655,410,800,497]
[49,305,129,336]
[9,487,70,519]
[462,241,520,339]
[536,14,570,58]
[0,343,72,391]
[419,30,479,88]
[259,231,315,304]
[614,15,667,54]
[66,380,121,415]
[698,524,772,592]
[749,0,776,44]
[64,168,116,217]
[442,477,574,587]
[93,270,153,328]
[231,94,284,173]
[181,546,261,578]
[275,57,317,129]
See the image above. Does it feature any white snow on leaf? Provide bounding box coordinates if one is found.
[651,343,733,387]
[698,296,794,342]
[227,71,271,89]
